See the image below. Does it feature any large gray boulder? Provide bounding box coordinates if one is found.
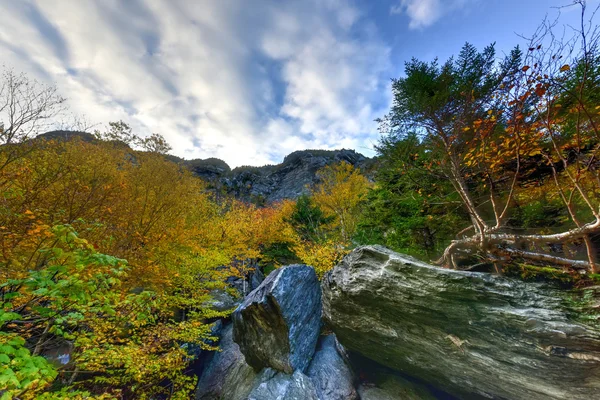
[306,335,357,400]
[247,369,319,400]
[232,264,321,374]
[195,324,258,400]
[322,245,600,400]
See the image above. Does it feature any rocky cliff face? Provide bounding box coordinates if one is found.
[183,149,372,203]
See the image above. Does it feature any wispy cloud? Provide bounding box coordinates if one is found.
[391,0,474,30]
[0,0,392,167]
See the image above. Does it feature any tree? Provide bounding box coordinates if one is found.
[288,194,334,242]
[312,162,371,242]
[0,68,66,145]
[286,163,371,276]
[0,134,241,397]
[139,132,172,154]
[379,3,600,272]
[94,121,171,154]
[356,134,468,258]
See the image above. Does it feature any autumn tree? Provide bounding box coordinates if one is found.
[379,3,600,272]
[0,134,250,398]
[312,162,371,242]
[289,162,371,276]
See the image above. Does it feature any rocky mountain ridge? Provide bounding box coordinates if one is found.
[179,148,373,203]
[38,131,374,203]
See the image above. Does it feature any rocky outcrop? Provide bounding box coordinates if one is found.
[185,158,231,181]
[197,260,452,399]
[247,369,319,400]
[195,264,359,399]
[322,245,600,399]
[195,325,321,400]
[195,324,258,400]
[185,149,372,202]
[232,264,321,373]
[196,333,362,400]
[307,335,358,400]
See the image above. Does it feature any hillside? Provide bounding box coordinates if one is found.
[40,130,375,203]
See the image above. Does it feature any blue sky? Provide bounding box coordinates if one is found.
[0,0,597,166]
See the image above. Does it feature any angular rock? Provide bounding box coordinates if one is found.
[232,264,321,374]
[322,245,600,400]
[306,335,358,400]
[195,324,258,400]
[247,369,319,400]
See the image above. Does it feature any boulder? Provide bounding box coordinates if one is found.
[322,245,600,400]
[205,289,238,312]
[195,324,258,400]
[232,264,321,374]
[306,335,358,400]
[247,369,319,400]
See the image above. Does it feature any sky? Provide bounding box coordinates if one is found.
[0,0,598,167]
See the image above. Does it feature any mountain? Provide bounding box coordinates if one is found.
[37,131,374,203]
[179,148,374,203]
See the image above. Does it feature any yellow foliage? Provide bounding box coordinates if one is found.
[293,239,348,278]
[311,162,371,242]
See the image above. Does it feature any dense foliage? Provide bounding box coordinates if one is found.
[0,115,369,397]
[374,10,600,273]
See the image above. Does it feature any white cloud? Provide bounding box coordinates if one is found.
[391,0,473,29]
[0,0,392,167]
